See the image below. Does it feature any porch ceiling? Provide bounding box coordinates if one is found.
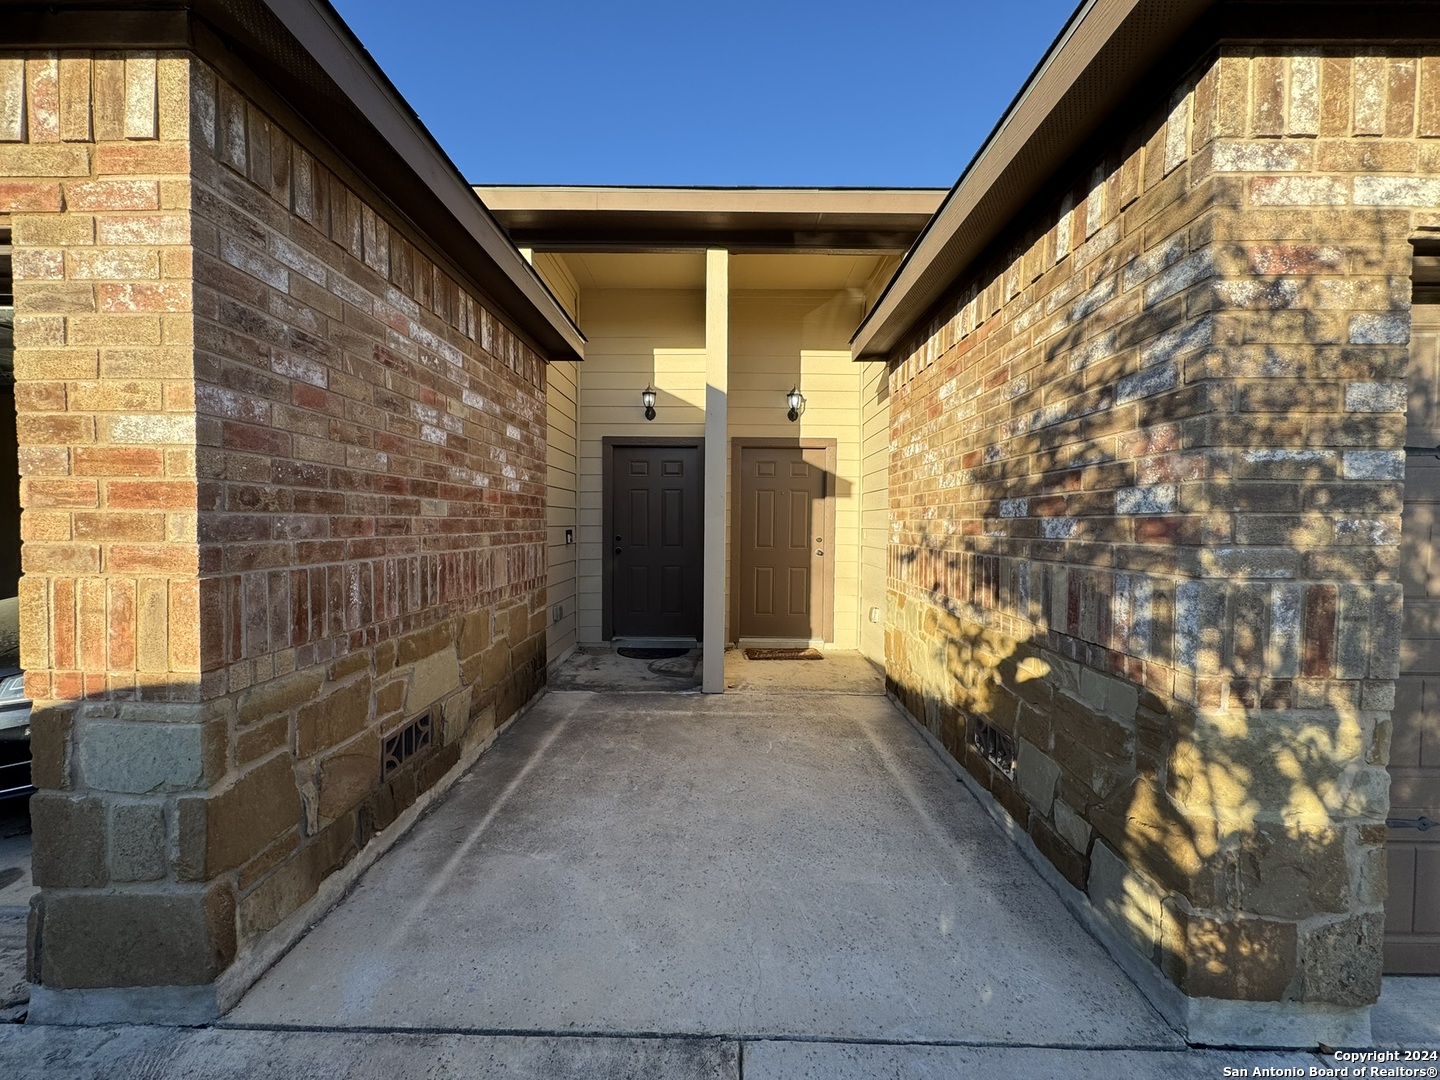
[475,186,946,254]
[553,251,896,293]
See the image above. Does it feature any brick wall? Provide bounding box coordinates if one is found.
[886,47,1439,1011]
[5,50,548,993]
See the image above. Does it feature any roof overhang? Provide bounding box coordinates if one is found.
[474,186,947,254]
[852,0,1440,360]
[4,0,585,364]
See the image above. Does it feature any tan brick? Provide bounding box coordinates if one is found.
[92,56,125,141]
[58,57,92,141]
[0,58,24,141]
[0,143,90,176]
[124,53,158,139]
[26,56,60,143]
[67,247,159,280]
[12,214,94,245]
[15,348,98,380]
[69,380,163,413]
[0,181,63,212]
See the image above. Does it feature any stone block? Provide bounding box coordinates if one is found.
[328,650,369,682]
[237,668,325,728]
[1299,912,1385,1005]
[1164,905,1298,1001]
[35,881,235,989]
[1236,825,1349,920]
[480,641,510,688]
[315,729,380,828]
[79,720,207,793]
[1015,738,1060,816]
[28,704,73,789]
[179,753,300,877]
[237,815,356,940]
[442,687,473,745]
[110,801,167,882]
[394,623,453,669]
[406,646,459,714]
[296,676,371,758]
[505,602,529,645]
[1030,812,1088,890]
[1088,840,1163,964]
[457,608,489,658]
[29,792,107,888]
[1053,799,1092,853]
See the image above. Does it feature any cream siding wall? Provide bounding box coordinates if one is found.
[574,289,706,644]
[858,358,889,664]
[727,291,866,647]
[559,276,875,653]
[546,359,578,662]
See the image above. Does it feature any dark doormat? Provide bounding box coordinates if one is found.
[617,647,689,660]
[744,648,824,660]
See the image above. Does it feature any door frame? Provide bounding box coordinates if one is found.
[730,438,838,645]
[601,436,705,641]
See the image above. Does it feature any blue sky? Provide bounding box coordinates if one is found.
[330,0,1080,189]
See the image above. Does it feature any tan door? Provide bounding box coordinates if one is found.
[737,446,827,640]
[1391,300,1440,973]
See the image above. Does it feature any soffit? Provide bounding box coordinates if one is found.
[549,251,893,293]
[6,0,585,363]
[853,0,1440,360]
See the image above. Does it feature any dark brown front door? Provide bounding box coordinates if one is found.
[610,445,702,639]
[737,445,827,640]
[1392,299,1440,973]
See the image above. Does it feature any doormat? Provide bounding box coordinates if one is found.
[617,647,689,660]
[744,648,824,660]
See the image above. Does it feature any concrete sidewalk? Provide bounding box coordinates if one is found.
[0,1024,1332,1079]
[226,689,1179,1045]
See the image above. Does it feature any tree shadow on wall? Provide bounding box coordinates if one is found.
[885,216,1413,1009]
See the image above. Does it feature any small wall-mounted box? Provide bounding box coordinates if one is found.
[553,604,563,623]
[565,528,574,545]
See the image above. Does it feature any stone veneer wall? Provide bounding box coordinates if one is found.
[886,47,1440,1015]
[4,50,547,994]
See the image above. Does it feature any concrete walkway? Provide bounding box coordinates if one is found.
[227,689,1179,1045]
[1,687,1434,1074]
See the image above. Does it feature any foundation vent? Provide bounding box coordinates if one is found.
[972,718,1016,779]
[381,708,434,780]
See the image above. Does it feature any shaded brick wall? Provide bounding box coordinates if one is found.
[886,47,1439,1008]
[186,58,548,951]
[5,50,548,991]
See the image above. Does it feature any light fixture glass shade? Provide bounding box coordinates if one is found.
[642,384,657,421]
[786,386,804,422]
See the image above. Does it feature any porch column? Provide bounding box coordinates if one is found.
[703,248,728,692]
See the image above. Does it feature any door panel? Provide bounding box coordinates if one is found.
[610,445,701,638]
[738,446,827,640]
[1391,300,1440,973]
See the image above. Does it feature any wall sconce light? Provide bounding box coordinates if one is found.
[642,384,657,421]
[786,386,805,422]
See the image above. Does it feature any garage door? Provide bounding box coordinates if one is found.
[1392,298,1440,973]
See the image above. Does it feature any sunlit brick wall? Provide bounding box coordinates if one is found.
[886,48,1438,1010]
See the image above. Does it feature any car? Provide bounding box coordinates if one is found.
[0,669,31,801]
